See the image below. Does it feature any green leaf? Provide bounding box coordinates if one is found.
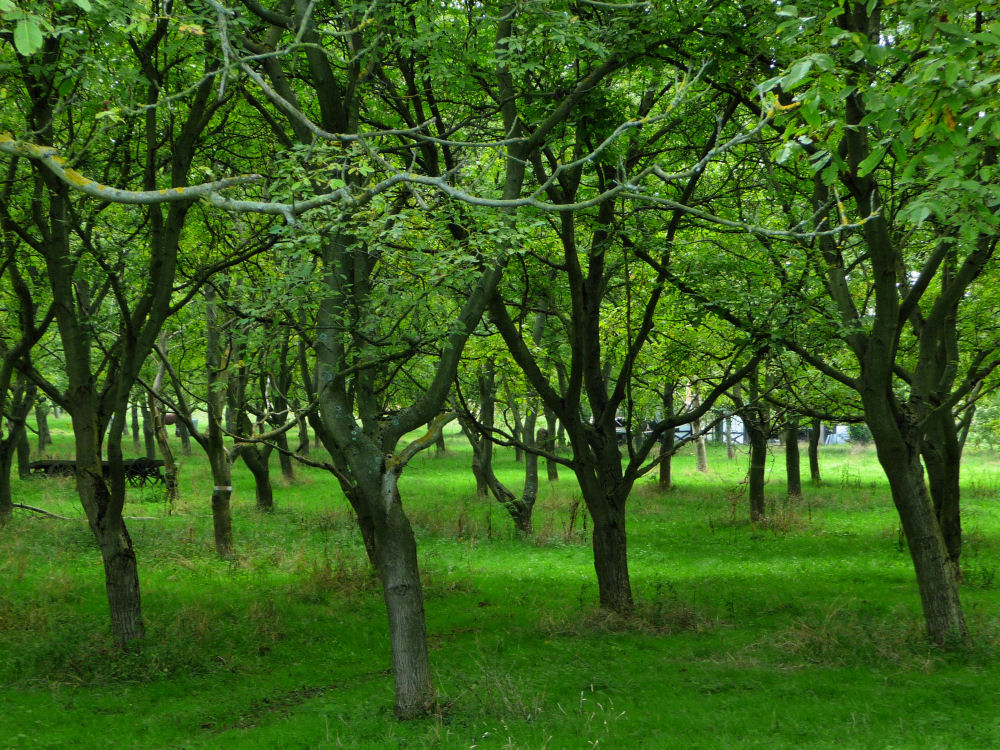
[72,0,92,9]
[856,146,886,178]
[783,59,813,90]
[800,96,821,129]
[864,44,887,66]
[13,17,42,56]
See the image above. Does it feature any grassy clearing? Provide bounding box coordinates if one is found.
[2,420,1000,748]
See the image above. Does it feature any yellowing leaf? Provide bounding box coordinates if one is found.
[942,105,957,131]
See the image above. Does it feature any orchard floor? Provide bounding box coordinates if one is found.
[2,427,1000,749]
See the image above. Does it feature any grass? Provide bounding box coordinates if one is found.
[2,419,1000,748]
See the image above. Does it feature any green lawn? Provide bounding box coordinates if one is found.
[2,422,999,748]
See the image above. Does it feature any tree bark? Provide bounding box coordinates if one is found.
[590,501,633,613]
[745,372,767,522]
[921,410,962,578]
[130,400,141,452]
[36,399,52,454]
[376,471,435,718]
[542,404,559,481]
[149,392,178,506]
[141,401,157,460]
[785,419,801,499]
[176,418,193,455]
[873,430,966,644]
[242,443,275,511]
[149,348,179,506]
[296,411,310,456]
[0,436,15,526]
[205,284,235,557]
[275,431,295,480]
[691,391,708,472]
[658,384,675,489]
[15,419,31,479]
[808,416,822,484]
[98,515,145,647]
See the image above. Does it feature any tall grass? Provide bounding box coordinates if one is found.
[2,419,999,748]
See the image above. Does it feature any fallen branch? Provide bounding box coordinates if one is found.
[13,503,70,520]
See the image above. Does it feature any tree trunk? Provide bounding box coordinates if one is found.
[242,445,274,511]
[591,502,633,613]
[434,425,446,454]
[878,442,966,644]
[748,420,767,522]
[659,384,675,489]
[15,420,31,479]
[808,416,822,484]
[36,400,52,454]
[274,431,294,480]
[725,416,735,460]
[0,440,14,526]
[130,400,141,452]
[204,285,235,557]
[691,391,708,473]
[141,402,156,460]
[176,418,192,455]
[921,410,963,578]
[542,404,559,481]
[376,470,435,719]
[346,485,379,568]
[785,420,802,499]
[507,390,524,462]
[149,404,178,505]
[296,412,310,456]
[148,356,179,506]
[77,452,146,647]
[208,455,234,559]
[99,520,145,647]
[744,372,767,522]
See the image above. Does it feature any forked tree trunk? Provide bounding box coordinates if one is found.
[921,411,963,578]
[808,416,822,484]
[861,375,967,645]
[877,442,966,644]
[376,470,435,719]
[77,452,145,647]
